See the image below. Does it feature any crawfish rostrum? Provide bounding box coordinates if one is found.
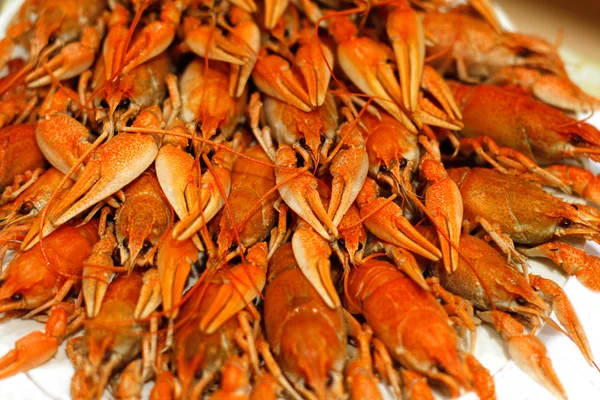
[0,0,598,398]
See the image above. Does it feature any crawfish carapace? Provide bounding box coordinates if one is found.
[0,0,598,398]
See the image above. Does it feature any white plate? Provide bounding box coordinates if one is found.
[0,2,599,400]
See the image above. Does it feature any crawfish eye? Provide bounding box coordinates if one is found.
[569,134,583,145]
[398,158,408,169]
[111,247,121,265]
[142,239,152,253]
[11,293,23,301]
[516,296,527,306]
[326,373,334,387]
[558,218,573,228]
[100,99,109,109]
[379,165,388,173]
[194,370,203,380]
[516,48,534,58]
[337,238,346,247]
[118,98,130,109]
[47,35,56,45]
[122,238,129,249]
[0,280,4,287]
[19,201,33,215]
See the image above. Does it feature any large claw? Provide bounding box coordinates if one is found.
[519,241,600,292]
[157,229,198,322]
[379,242,429,291]
[386,7,424,114]
[252,55,313,112]
[51,133,158,227]
[295,40,334,108]
[134,269,163,319]
[82,231,117,318]
[421,65,462,121]
[0,306,78,379]
[275,145,337,241]
[292,220,340,309]
[264,0,289,29]
[229,0,257,13]
[199,243,268,334]
[36,114,93,178]
[102,4,130,80]
[119,2,180,76]
[529,274,594,365]
[420,156,463,273]
[228,8,261,98]
[479,311,567,400]
[185,25,249,65]
[26,27,100,88]
[356,177,441,261]
[487,66,600,113]
[171,146,234,241]
[328,122,369,227]
[468,0,503,33]
[336,33,416,132]
[544,164,600,208]
[155,144,200,228]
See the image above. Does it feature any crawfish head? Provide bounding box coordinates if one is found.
[278,312,346,398]
[115,174,172,268]
[0,251,59,313]
[362,112,418,193]
[0,223,97,313]
[553,121,600,162]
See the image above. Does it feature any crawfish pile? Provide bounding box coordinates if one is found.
[0,0,599,398]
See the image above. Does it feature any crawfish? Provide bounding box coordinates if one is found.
[0,0,106,75]
[424,11,565,83]
[115,172,172,269]
[263,243,347,399]
[92,52,171,127]
[449,82,600,164]
[419,226,594,367]
[0,168,66,222]
[167,254,265,400]
[0,123,47,190]
[213,143,281,258]
[449,167,600,291]
[0,59,39,128]
[0,220,99,316]
[179,59,246,141]
[69,271,151,400]
[345,257,491,397]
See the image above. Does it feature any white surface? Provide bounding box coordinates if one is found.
[0,1,599,400]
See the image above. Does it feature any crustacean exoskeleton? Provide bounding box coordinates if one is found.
[450,166,600,290]
[345,257,494,398]
[418,226,594,383]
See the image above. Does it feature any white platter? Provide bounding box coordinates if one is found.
[0,1,599,399]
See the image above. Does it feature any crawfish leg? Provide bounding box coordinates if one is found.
[458,136,569,192]
[23,278,76,319]
[372,337,402,399]
[401,369,434,400]
[427,277,477,352]
[267,201,288,260]
[478,310,567,400]
[465,353,496,400]
[529,274,594,365]
[519,240,600,292]
[257,340,303,400]
[475,217,529,273]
